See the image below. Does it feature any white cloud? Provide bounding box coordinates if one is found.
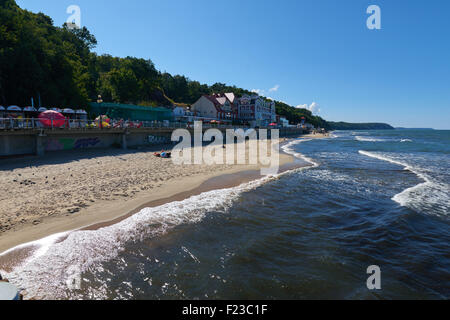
[296,102,321,114]
[269,84,280,92]
[251,84,280,96]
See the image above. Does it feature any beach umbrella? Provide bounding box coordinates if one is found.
[7,105,22,111]
[76,109,87,114]
[63,108,75,114]
[51,107,62,113]
[38,110,66,128]
[0,106,5,111]
[23,106,37,112]
[38,107,48,112]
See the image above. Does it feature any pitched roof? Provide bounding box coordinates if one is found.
[201,93,237,113]
[224,93,235,103]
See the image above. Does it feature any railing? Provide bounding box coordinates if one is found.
[0,118,306,132]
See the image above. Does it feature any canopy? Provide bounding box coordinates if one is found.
[38,107,48,112]
[76,109,87,114]
[0,106,5,111]
[23,106,37,112]
[51,108,62,113]
[63,108,75,114]
[38,110,66,128]
[7,106,22,112]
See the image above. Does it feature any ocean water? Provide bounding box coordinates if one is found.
[3,129,450,299]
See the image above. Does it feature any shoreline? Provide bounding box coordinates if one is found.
[0,133,328,265]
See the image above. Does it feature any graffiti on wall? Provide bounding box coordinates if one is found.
[46,137,101,151]
[74,138,101,149]
[148,135,170,145]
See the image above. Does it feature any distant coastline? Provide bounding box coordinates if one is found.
[327,122,394,130]
[395,127,435,130]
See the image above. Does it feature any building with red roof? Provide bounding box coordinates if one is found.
[191,93,238,122]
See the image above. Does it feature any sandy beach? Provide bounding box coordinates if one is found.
[0,135,322,254]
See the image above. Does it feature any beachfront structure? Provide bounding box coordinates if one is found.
[279,117,290,127]
[172,106,195,122]
[190,93,238,122]
[237,94,276,127]
[89,102,173,122]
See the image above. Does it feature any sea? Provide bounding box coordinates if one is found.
[3,129,450,299]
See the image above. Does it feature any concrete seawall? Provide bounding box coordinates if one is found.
[0,128,305,157]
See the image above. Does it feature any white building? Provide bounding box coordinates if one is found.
[172,106,194,122]
[279,117,289,127]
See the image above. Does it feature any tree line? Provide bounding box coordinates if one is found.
[0,0,393,130]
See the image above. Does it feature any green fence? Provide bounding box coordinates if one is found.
[89,103,173,121]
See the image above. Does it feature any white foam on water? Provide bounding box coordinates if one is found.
[2,171,298,300]
[358,150,449,218]
[355,136,385,142]
[282,139,319,168]
[0,232,70,259]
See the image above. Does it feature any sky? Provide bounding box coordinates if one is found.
[16,0,450,129]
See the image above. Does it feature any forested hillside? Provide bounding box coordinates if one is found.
[0,0,393,130]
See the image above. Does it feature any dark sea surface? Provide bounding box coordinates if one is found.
[5,130,450,299]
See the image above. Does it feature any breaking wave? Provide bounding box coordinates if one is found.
[358,150,449,218]
[1,175,284,299]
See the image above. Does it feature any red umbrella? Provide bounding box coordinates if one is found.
[38,110,66,128]
[269,123,277,126]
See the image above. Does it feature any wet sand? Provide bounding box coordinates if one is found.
[0,138,302,254]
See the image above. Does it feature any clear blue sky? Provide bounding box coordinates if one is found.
[17,0,450,129]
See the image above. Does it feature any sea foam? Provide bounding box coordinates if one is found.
[358,150,449,218]
[281,139,319,167]
[355,136,385,142]
[1,167,302,299]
